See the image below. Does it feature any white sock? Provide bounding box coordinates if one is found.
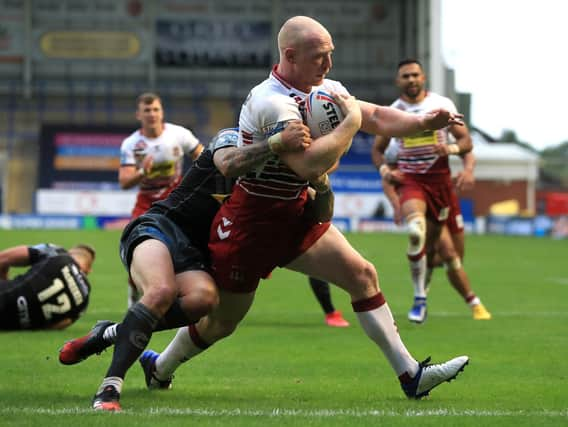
[102,323,118,343]
[468,296,481,307]
[97,376,123,394]
[409,255,427,298]
[356,304,419,377]
[155,327,205,380]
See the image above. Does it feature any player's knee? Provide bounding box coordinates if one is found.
[445,257,462,271]
[143,282,178,313]
[180,283,219,319]
[351,260,378,295]
[406,213,426,256]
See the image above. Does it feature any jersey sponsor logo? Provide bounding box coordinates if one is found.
[402,130,436,148]
[217,216,232,240]
[16,296,31,328]
[261,123,279,135]
[148,160,176,178]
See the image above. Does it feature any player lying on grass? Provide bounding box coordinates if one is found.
[0,243,95,330]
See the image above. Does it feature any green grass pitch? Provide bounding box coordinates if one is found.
[0,229,566,426]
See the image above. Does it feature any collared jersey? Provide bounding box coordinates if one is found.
[389,92,457,175]
[237,66,348,200]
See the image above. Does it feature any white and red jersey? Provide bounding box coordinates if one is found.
[389,92,457,176]
[237,65,348,200]
[120,122,200,203]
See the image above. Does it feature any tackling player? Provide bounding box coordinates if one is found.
[59,123,314,411]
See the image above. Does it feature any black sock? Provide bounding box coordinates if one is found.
[154,299,199,331]
[106,299,198,339]
[309,277,335,314]
[106,302,159,379]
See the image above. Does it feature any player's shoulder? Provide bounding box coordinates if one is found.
[121,129,142,147]
[390,98,405,109]
[164,122,190,133]
[164,122,200,148]
[425,92,456,109]
[29,243,66,261]
[245,81,299,122]
[250,78,295,106]
[30,243,64,253]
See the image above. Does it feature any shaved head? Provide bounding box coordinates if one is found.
[278,16,331,55]
[276,16,334,92]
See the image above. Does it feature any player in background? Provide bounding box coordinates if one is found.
[376,139,491,320]
[372,58,491,323]
[141,16,469,402]
[119,92,204,307]
[0,243,95,330]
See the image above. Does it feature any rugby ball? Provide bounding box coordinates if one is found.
[304,90,345,138]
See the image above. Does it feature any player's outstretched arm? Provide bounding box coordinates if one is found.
[0,245,31,280]
[359,101,464,137]
[281,94,361,181]
[214,121,311,177]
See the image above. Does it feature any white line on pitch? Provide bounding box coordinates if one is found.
[1,407,567,417]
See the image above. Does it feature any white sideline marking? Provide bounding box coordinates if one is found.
[1,407,567,417]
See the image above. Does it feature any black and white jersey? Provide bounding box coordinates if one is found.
[150,128,238,254]
[0,244,90,330]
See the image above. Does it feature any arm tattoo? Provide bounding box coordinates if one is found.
[221,142,274,177]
